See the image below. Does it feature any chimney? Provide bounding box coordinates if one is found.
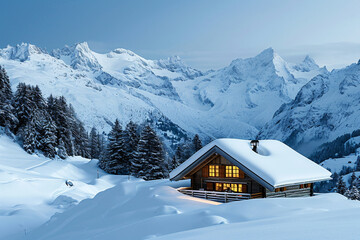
[250,140,259,153]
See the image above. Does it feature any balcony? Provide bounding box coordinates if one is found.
[178,188,263,203]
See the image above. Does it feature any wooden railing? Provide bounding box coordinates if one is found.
[178,189,263,203]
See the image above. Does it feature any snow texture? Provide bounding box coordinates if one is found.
[14,181,360,240]
[0,134,126,239]
[170,139,332,187]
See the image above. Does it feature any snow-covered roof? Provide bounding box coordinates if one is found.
[170,139,332,189]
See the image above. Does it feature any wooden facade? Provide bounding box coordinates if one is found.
[180,153,314,201]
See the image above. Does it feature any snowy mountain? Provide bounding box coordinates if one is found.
[259,61,360,155]
[174,48,327,130]
[0,42,325,150]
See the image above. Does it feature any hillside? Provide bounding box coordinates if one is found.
[0,133,126,239]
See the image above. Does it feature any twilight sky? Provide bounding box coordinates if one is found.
[1,0,360,70]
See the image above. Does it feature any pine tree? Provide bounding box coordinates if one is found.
[348,185,360,200]
[22,117,40,154]
[57,139,68,159]
[336,176,347,195]
[89,127,101,159]
[102,119,123,174]
[0,66,17,130]
[349,172,357,187]
[175,146,183,164]
[52,96,74,156]
[170,156,179,170]
[14,83,35,131]
[192,134,202,152]
[135,125,166,180]
[125,121,140,175]
[39,119,57,158]
[344,188,351,199]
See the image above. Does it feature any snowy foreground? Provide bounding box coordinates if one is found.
[0,135,125,239]
[2,135,360,240]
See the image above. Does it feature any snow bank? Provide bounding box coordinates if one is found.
[0,134,125,238]
[18,179,360,240]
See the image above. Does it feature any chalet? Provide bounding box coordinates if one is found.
[170,139,332,203]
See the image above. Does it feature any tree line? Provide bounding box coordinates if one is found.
[98,118,202,180]
[0,66,89,158]
[0,65,203,180]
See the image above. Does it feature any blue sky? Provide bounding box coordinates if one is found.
[1,0,360,70]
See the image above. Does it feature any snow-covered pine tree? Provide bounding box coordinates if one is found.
[102,119,123,174]
[89,127,101,159]
[349,172,357,187]
[57,139,68,159]
[0,66,17,130]
[125,121,140,175]
[98,132,107,161]
[52,96,74,156]
[170,156,179,170]
[22,117,40,154]
[14,83,36,132]
[348,185,360,200]
[174,145,183,164]
[344,188,351,199]
[30,85,46,111]
[336,176,347,195]
[39,119,57,158]
[192,134,202,152]
[135,125,167,180]
[69,105,90,158]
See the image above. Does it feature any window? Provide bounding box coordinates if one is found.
[225,166,232,177]
[223,183,231,191]
[213,183,245,193]
[232,166,240,178]
[209,165,219,177]
[280,187,287,192]
[225,165,240,178]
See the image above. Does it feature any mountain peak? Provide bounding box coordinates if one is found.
[110,48,137,57]
[292,55,319,72]
[255,47,276,60]
[0,43,43,62]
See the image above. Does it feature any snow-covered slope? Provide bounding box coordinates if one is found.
[0,133,126,239]
[15,179,360,240]
[259,61,360,155]
[0,43,324,146]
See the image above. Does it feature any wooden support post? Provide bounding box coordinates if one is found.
[205,191,207,199]
[225,193,228,203]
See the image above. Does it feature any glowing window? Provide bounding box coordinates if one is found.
[223,183,231,191]
[225,166,232,177]
[238,184,243,193]
[225,165,240,178]
[215,183,222,191]
[209,165,219,177]
[232,166,240,178]
[231,184,237,192]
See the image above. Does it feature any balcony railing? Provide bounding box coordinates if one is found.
[178,188,263,203]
